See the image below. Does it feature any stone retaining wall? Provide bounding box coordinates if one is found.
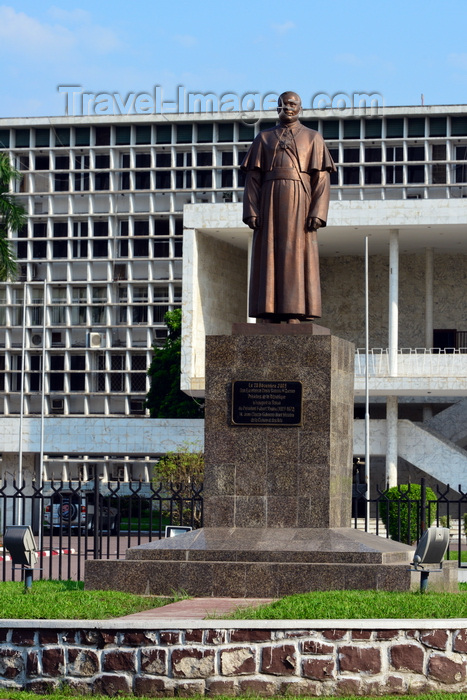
[1,620,467,696]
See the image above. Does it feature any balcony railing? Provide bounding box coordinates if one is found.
[355,348,467,377]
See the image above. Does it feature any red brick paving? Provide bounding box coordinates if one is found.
[117,598,274,620]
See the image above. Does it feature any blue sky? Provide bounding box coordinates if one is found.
[2,0,467,118]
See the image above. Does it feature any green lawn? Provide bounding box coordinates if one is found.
[0,580,170,619]
[226,587,467,620]
[2,693,467,700]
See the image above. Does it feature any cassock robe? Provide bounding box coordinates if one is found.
[241,121,336,319]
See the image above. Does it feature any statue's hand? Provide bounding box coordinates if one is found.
[245,216,259,230]
[307,216,323,232]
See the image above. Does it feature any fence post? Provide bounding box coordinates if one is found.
[420,477,427,534]
[93,477,101,559]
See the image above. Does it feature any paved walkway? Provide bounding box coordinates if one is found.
[116,598,274,620]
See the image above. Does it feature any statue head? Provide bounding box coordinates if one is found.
[277,92,301,125]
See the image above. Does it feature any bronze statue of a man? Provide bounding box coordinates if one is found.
[241,91,336,323]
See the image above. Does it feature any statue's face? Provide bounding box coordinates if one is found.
[277,93,301,124]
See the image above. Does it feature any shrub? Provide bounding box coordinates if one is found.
[379,484,436,544]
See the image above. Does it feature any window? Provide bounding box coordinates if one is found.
[408,146,424,161]
[153,286,169,302]
[55,128,70,146]
[95,154,110,190]
[343,120,360,139]
[92,287,106,324]
[93,221,108,258]
[119,152,130,189]
[432,144,446,184]
[12,289,23,326]
[156,153,171,167]
[386,118,404,138]
[75,127,90,146]
[386,165,403,184]
[177,124,192,143]
[197,124,213,143]
[51,287,66,324]
[52,222,68,258]
[73,222,88,258]
[455,145,467,182]
[110,355,124,391]
[0,288,5,325]
[95,127,110,145]
[408,118,425,137]
[135,170,150,189]
[238,124,254,142]
[54,173,69,192]
[116,126,131,145]
[35,155,49,170]
[154,239,170,257]
[135,153,151,167]
[71,287,87,324]
[364,167,381,185]
[196,151,212,188]
[176,152,192,188]
[117,287,128,324]
[118,221,129,257]
[133,221,149,257]
[29,356,41,392]
[364,148,382,163]
[132,287,148,323]
[50,356,65,391]
[135,125,151,144]
[218,123,233,142]
[343,167,360,185]
[15,129,30,147]
[155,172,170,189]
[343,148,359,163]
[156,125,171,144]
[130,355,147,392]
[74,155,90,191]
[35,129,49,147]
[70,355,86,391]
[33,223,47,258]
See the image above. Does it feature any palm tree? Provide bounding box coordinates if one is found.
[0,153,26,280]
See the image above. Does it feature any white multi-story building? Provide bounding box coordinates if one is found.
[1,104,467,491]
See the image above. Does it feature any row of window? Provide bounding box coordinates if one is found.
[15,151,240,170]
[16,146,467,172]
[1,354,148,394]
[23,169,236,192]
[2,115,467,149]
[15,238,182,259]
[331,163,467,186]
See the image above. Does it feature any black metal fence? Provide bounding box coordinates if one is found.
[0,477,466,582]
[352,478,467,568]
[0,479,203,582]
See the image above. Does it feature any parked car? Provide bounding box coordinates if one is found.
[43,491,119,534]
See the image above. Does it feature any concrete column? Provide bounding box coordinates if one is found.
[425,247,434,349]
[389,229,399,376]
[386,395,398,488]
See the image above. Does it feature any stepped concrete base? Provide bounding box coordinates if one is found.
[84,527,458,596]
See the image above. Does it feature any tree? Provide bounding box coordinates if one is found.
[0,154,25,280]
[146,308,204,418]
[154,441,204,486]
[379,484,436,544]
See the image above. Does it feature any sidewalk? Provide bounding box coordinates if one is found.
[116,598,274,620]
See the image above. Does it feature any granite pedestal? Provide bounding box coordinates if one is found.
[85,327,457,595]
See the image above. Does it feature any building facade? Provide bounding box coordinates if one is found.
[1,105,467,489]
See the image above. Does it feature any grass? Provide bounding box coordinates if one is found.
[0,580,171,619]
[226,587,467,620]
[2,693,467,700]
